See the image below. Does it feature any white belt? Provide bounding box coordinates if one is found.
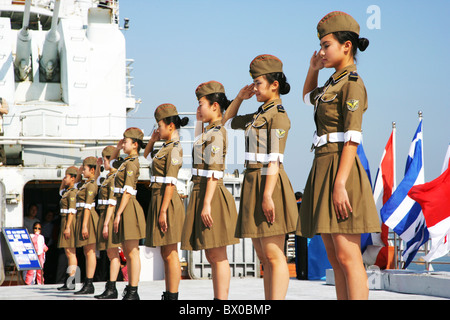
[98,199,110,205]
[244,152,284,163]
[114,186,137,195]
[60,209,76,214]
[76,203,94,209]
[312,131,345,148]
[191,168,224,179]
[150,176,178,185]
[312,131,362,150]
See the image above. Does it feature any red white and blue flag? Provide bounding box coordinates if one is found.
[381,119,428,268]
[361,128,395,268]
[408,144,450,262]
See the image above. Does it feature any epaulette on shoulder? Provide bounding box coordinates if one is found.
[277,105,285,113]
[349,71,359,82]
[213,125,222,131]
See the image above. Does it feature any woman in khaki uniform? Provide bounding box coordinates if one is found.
[94,146,121,299]
[57,166,79,291]
[181,81,239,300]
[110,127,146,300]
[144,104,187,300]
[222,55,298,300]
[74,156,99,294]
[297,11,380,300]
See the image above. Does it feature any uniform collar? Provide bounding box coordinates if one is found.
[205,119,222,132]
[124,154,138,161]
[163,139,179,147]
[326,64,357,86]
[257,98,282,114]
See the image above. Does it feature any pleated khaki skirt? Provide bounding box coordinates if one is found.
[235,167,298,238]
[112,195,146,244]
[57,214,76,248]
[97,207,120,251]
[75,208,99,248]
[181,180,240,251]
[296,151,381,238]
[145,186,185,247]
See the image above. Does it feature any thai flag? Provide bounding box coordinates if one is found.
[381,119,428,268]
[361,128,395,268]
[408,144,450,262]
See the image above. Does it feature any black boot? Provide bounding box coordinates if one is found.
[161,291,178,300]
[74,278,94,295]
[57,273,75,291]
[94,281,118,299]
[122,285,139,300]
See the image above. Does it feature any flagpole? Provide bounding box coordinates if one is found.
[391,121,398,269]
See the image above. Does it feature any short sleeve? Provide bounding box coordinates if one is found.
[341,81,367,144]
[107,177,117,206]
[268,112,290,162]
[85,182,97,209]
[165,145,183,183]
[123,160,139,195]
[305,87,322,106]
[204,128,226,176]
[229,113,254,130]
[68,190,77,214]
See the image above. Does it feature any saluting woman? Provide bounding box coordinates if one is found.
[74,157,99,295]
[110,127,146,300]
[222,55,298,300]
[57,166,79,291]
[144,104,188,300]
[94,146,121,299]
[181,81,239,300]
[297,11,380,300]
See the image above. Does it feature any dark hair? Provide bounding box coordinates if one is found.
[69,173,77,179]
[87,164,96,171]
[204,92,232,113]
[264,72,290,95]
[131,138,145,153]
[332,31,369,61]
[162,115,189,129]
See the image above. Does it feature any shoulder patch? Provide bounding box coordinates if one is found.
[346,99,359,111]
[349,71,359,82]
[275,129,286,139]
[277,105,285,113]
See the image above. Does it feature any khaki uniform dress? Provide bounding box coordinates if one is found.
[57,187,77,248]
[227,98,298,238]
[296,64,380,237]
[75,179,99,247]
[145,140,185,247]
[112,156,146,244]
[181,120,239,250]
[96,172,120,250]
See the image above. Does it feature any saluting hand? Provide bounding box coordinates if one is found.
[310,50,324,71]
[237,83,255,100]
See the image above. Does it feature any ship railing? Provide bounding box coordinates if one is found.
[389,230,450,271]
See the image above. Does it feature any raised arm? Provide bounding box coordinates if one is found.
[303,51,324,102]
[221,84,255,126]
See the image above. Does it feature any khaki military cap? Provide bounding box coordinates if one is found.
[102,145,115,158]
[195,81,225,100]
[65,166,78,176]
[249,54,283,79]
[317,11,360,39]
[154,103,179,122]
[123,127,144,140]
[83,156,97,167]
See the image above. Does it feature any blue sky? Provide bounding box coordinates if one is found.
[120,0,450,192]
